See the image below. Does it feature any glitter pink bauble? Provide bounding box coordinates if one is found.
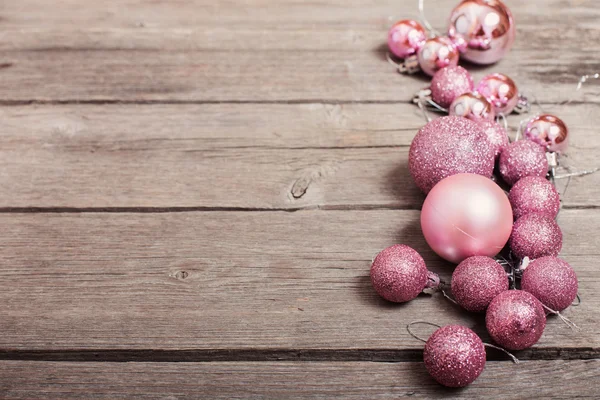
[521,256,578,312]
[486,290,546,350]
[417,37,460,77]
[510,213,562,259]
[421,174,513,264]
[430,66,474,109]
[370,244,428,303]
[523,114,569,153]
[499,140,549,186]
[388,20,427,59]
[409,116,495,193]
[424,325,486,387]
[449,92,495,122]
[451,256,509,312]
[509,176,560,220]
[477,73,519,115]
[477,120,509,158]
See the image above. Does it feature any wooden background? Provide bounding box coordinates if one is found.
[0,0,599,398]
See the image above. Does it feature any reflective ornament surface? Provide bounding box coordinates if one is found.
[417,37,460,77]
[477,73,519,114]
[449,92,496,121]
[388,19,427,59]
[523,114,569,153]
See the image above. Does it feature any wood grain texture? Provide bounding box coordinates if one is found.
[0,360,598,399]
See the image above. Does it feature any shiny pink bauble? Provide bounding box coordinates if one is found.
[509,176,560,220]
[424,325,486,387]
[510,213,562,260]
[430,66,474,109]
[449,92,495,122]
[421,173,513,264]
[451,256,509,312]
[370,244,428,303]
[388,20,427,59]
[409,116,495,193]
[486,290,546,350]
[523,114,569,153]
[521,256,578,312]
[477,73,519,114]
[447,0,516,65]
[477,120,509,158]
[499,140,549,186]
[417,37,460,77]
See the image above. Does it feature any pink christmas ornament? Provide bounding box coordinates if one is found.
[451,256,509,312]
[523,114,569,153]
[421,173,513,264]
[508,176,560,220]
[447,0,516,65]
[449,92,495,122]
[521,256,578,312]
[409,116,495,193]
[417,37,460,77]
[499,140,549,186]
[430,66,474,109]
[477,73,519,115]
[477,120,509,158]
[486,290,546,350]
[510,213,562,259]
[424,325,486,387]
[388,20,427,59]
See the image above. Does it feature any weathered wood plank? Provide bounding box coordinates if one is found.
[0,360,598,399]
[0,210,596,353]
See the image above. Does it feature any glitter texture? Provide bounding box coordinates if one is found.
[499,140,548,186]
[477,120,509,158]
[430,66,474,109]
[509,213,562,259]
[370,244,428,303]
[521,256,578,312]
[424,325,486,387]
[409,116,495,193]
[486,290,546,350]
[451,256,509,312]
[509,176,560,219]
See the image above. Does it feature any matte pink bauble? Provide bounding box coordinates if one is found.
[388,20,427,59]
[508,176,560,219]
[521,256,578,312]
[486,290,546,350]
[417,37,460,77]
[523,114,569,153]
[424,325,486,387]
[370,244,428,303]
[477,73,519,114]
[421,173,513,264]
[409,116,495,193]
[509,213,562,259]
[449,92,495,122]
[477,120,509,158]
[430,66,474,109]
[447,0,516,65]
[451,256,509,312]
[499,140,549,186]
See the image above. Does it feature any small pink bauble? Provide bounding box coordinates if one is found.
[449,92,495,122]
[499,140,549,186]
[388,20,427,59]
[424,325,486,387]
[509,176,560,220]
[477,73,519,115]
[421,173,513,264]
[451,256,509,312]
[521,256,578,312]
[486,290,546,350]
[477,120,509,158]
[523,114,569,153]
[417,37,460,77]
[409,116,495,193]
[370,244,428,303]
[447,0,516,65]
[510,213,562,259]
[430,66,474,109]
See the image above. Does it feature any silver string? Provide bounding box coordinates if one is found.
[418,0,441,37]
[542,304,580,330]
[440,288,458,305]
[483,343,520,364]
[572,294,581,307]
[406,321,441,343]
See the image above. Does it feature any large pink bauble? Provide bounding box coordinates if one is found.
[424,325,486,387]
[430,66,474,109]
[498,140,549,186]
[508,176,560,219]
[449,92,495,122]
[388,20,427,59]
[477,73,519,115]
[523,114,569,153]
[477,120,509,158]
[521,256,578,312]
[417,37,460,77]
[451,256,509,312]
[421,173,513,264]
[509,213,562,259]
[409,116,495,193]
[447,0,516,65]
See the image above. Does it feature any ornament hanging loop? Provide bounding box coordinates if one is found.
[483,343,520,364]
[542,304,580,330]
[406,321,442,343]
